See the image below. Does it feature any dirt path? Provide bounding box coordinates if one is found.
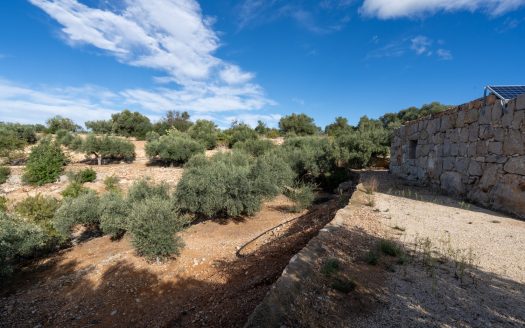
[0,194,345,328]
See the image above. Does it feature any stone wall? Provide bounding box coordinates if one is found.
[390,94,525,218]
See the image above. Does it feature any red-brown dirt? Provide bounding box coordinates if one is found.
[0,195,345,328]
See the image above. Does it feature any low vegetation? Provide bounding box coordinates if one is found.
[23,139,67,186]
[0,166,10,184]
[145,133,205,166]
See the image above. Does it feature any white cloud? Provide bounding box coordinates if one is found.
[410,36,432,55]
[29,0,271,116]
[436,48,453,60]
[0,79,121,125]
[360,0,525,19]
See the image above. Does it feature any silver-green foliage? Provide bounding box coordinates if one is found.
[145,134,205,165]
[99,192,129,238]
[53,192,101,238]
[0,212,46,278]
[128,197,187,261]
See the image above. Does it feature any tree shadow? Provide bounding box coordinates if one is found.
[246,224,525,327]
[0,189,354,328]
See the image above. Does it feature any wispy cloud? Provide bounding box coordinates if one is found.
[236,0,352,34]
[367,35,452,60]
[360,0,525,19]
[29,0,273,117]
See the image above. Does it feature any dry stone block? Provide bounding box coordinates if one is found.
[468,160,483,176]
[491,102,503,122]
[478,164,501,192]
[503,129,524,155]
[517,93,525,111]
[504,156,525,175]
[440,171,465,195]
[488,141,503,155]
[479,106,492,124]
[465,109,479,124]
[491,174,525,217]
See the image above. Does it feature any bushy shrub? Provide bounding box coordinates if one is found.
[233,139,275,157]
[153,111,193,134]
[99,192,129,238]
[284,183,315,212]
[279,113,320,136]
[250,152,295,198]
[85,120,113,134]
[187,119,219,149]
[69,135,84,151]
[175,152,263,217]
[0,196,7,212]
[0,212,46,278]
[224,123,258,147]
[81,134,135,165]
[103,175,120,192]
[110,110,152,140]
[281,136,336,182]
[14,194,61,224]
[145,131,160,142]
[0,166,10,184]
[61,182,90,198]
[53,192,100,238]
[23,139,67,186]
[46,116,78,133]
[128,197,187,261]
[145,134,204,166]
[55,129,75,147]
[68,168,97,184]
[0,123,37,144]
[127,179,170,203]
[14,194,62,241]
[0,127,26,157]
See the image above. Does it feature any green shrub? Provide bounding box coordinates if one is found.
[110,110,152,140]
[128,179,170,202]
[0,166,10,184]
[55,129,75,147]
[69,135,84,151]
[250,152,295,199]
[153,111,193,134]
[145,131,161,142]
[14,194,61,224]
[14,194,62,241]
[85,120,113,134]
[233,139,275,157]
[281,136,336,182]
[187,119,219,149]
[284,182,315,212]
[53,192,100,238]
[175,151,262,217]
[23,139,67,186]
[61,182,90,198]
[224,123,258,147]
[128,197,187,261]
[379,239,403,257]
[46,116,78,133]
[145,134,204,166]
[331,278,356,293]
[68,168,97,184]
[0,196,7,212]
[99,192,129,238]
[279,113,320,136]
[81,134,135,165]
[0,127,26,157]
[103,175,120,192]
[0,212,46,278]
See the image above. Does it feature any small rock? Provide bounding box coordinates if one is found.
[111,310,117,316]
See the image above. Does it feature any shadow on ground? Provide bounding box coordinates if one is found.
[0,194,349,328]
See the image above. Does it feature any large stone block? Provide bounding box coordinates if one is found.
[478,164,501,192]
[493,128,505,142]
[465,109,479,124]
[468,123,479,142]
[503,129,524,155]
[512,110,524,130]
[479,125,494,140]
[443,157,455,171]
[517,93,525,111]
[490,174,525,218]
[487,141,503,155]
[479,105,492,124]
[440,115,453,131]
[476,141,488,156]
[456,110,466,128]
[455,157,470,173]
[468,160,483,176]
[441,171,465,195]
[491,102,503,122]
[501,102,515,128]
[504,156,525,175]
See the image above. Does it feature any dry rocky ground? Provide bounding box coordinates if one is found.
[248,170,525,327]
[0,140,350,327]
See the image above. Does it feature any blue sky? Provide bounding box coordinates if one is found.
[1,0,525,128]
